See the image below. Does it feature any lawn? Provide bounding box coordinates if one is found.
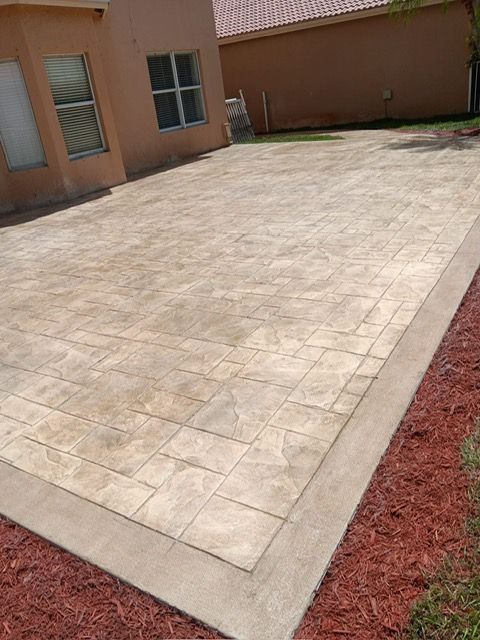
[245,133,343,143]
[263,113,480,138]
[325,112,480,132]
[389,113,480,132]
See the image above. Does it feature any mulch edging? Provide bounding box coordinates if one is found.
[0,524,220,640]
[296,268,480,639]
[1,270,479,640]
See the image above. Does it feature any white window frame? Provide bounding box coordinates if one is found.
[45,53,106,160]
[148,50,207,133]
[0,57,46,172]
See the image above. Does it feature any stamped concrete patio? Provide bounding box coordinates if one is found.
[1,130,480,639]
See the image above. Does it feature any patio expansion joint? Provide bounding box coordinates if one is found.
[1,215,479,639]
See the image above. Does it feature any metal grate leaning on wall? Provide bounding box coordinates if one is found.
[226,97,254,143]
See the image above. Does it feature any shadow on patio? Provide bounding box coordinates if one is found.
[383,135,480,153]
[0,153,211,231]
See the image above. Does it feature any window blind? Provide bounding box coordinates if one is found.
[0,59,46,171]
[153,93,181,130]
[147,54,175,92]
[147,51,206,132]
[44,55,104,159]
[181,88,204,125]
[174,53,200,88]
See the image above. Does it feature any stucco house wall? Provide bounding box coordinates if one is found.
[0,0,228,214]
[218,2,469,133]
[0,5,126,214]
[100,0,228,175]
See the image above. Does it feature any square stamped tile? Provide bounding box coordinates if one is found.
[218,427,329,517]
[182,496,283,570]
[133,461,223,537]
[188,377,289,443]
[160,426,248,475]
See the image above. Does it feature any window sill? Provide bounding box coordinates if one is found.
[68,148,107,161]
[7,162,47,173]
[160,120,208,134]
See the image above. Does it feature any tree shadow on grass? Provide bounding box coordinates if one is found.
[383,135,480,153]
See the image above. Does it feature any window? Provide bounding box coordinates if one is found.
[0,59,46,171]
[147,51,206,132]
[44,54,105,159]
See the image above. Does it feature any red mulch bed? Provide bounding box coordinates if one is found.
[0,527,220,640]
[1,269,479,640]
[296,269,480,639]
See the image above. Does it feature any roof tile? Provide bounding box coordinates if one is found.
[213,0,391,39]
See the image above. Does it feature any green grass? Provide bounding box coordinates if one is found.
[245,133,343,143]
[404,420,480,640]
[268,113,480,136]
[393,114,480,132]
[407,561,480,640]
[242,114,480,143]
[461,427,480,473]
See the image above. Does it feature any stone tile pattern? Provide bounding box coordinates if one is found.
[0,133,478,570]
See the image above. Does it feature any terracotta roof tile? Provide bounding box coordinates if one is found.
[213,0,391,39]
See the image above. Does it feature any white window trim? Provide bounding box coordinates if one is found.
[149,50,207,133]
[46,53,106,160]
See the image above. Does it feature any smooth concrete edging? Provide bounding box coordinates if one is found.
[1,216,479,640]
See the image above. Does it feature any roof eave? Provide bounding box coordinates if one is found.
[0,0,109,11]
[217,0,444,45]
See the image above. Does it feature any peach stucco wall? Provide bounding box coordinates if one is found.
[0,0,228,214]
[0,5,126,213]
[100,0,228,175]
[219,2,470,133]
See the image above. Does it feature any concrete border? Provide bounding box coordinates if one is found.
[1,216,479,640]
